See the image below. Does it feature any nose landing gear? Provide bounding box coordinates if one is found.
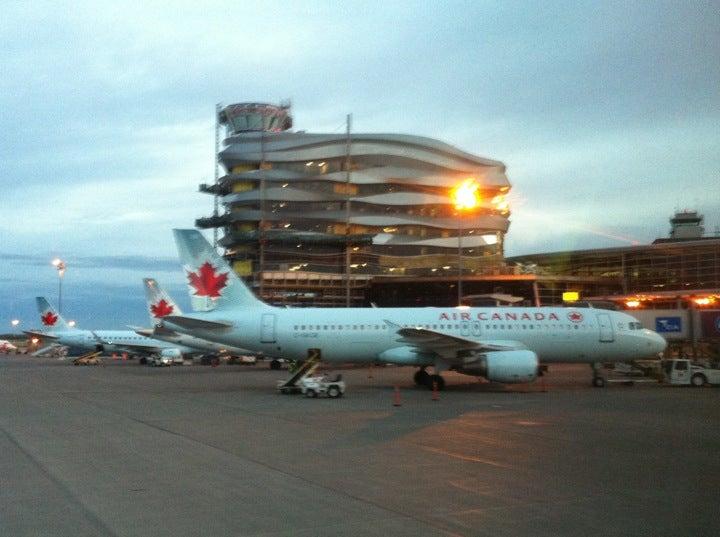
[591,362,606,387]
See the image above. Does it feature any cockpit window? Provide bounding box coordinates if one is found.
[628,322,643,330]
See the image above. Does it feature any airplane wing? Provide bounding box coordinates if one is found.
[163,315,233,331]
[385,320,522,360]
[127,324,168,336]
[23,330,60,340]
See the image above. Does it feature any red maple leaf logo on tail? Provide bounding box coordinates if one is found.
[567,311,584,323]
[187,262,229,298]
[41,311,58,326]
[150,299,174,318]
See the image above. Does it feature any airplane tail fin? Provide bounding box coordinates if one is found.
[172,229,268,311]
[143,278,183,326]
[35,297,72,331]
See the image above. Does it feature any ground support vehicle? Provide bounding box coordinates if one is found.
[277,353,321,394]
[226,354,257,365]
[269,358,285,370]
[196,354,221,366]
[591,360,663,387]
[663,358,720,386]
[597,361,662,387]
[300,374,346,398]
[149,354,173,366]
[73,351,102,365]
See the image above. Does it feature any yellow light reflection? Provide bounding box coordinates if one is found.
[452,178,480,210]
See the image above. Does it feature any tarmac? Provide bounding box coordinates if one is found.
[1,356,718,536]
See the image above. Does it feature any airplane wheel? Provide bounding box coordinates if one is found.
[691,374,706,387]
[270,359,282,370]
[592,376,606,388]
[414,369,430,386]
[429,374,445,391]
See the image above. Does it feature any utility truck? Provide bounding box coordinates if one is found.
[663,358,720,386]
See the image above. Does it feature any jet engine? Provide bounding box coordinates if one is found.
[456,350,538,383]
[377,346,435,366]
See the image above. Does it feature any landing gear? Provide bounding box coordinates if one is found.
[270,359,282,370]
[413,367,445,390]
[591,362,606,388]
[414,368,430,386]
[429,374,445,391]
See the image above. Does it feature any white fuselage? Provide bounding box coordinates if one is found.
[40,329,194,355]
[167,306,667,365]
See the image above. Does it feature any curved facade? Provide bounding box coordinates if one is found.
[197,103,512,305]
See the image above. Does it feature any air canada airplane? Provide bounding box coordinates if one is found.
[26,297,196,359]
[163,229,667,389]
[134,278,255,358]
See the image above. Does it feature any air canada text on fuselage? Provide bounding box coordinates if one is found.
[438,311,566,322]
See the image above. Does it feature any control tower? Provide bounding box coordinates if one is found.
[218,102,293,134]
[669,210,705,240]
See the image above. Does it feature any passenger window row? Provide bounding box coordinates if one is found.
[291,323,589,331]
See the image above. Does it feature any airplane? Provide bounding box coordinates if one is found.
[162,229,667,389]
[0,340,18,353]
[134,278,257,362]
[25,297,197,360]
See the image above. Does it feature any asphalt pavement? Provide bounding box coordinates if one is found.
[1,356,718,536]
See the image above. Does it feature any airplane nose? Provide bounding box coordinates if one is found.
[652,332,667,356]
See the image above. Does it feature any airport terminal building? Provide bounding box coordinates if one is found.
[198,103,512,306]
[508,211,720,352]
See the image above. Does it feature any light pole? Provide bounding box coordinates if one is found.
[51,258,66,314]
[451,179,480,306]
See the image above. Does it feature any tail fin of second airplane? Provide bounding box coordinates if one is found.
[35,297,72,331]
[143,278,184,326]
[172,229,269,312]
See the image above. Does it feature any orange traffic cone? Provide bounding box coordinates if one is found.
[393,385,402,407]
[112,353,117,360]
[122,352,128,361]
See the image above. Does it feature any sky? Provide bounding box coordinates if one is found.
[1,0,719,330]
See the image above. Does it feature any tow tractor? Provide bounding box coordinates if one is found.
[149,354,173,366]
[663,358,720,386]
[300,373,345,398]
